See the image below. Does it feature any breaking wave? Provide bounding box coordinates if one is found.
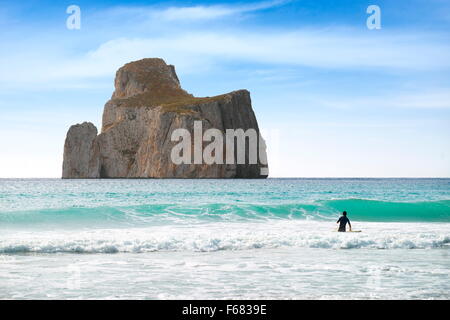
[0,199,449,226]
[1,221,449,254]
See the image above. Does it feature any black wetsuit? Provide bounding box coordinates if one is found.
[337,216,350,232]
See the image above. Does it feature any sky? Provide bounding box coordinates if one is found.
[0,0,449,178]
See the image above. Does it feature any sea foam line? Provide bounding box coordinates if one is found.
[1,222,449,254]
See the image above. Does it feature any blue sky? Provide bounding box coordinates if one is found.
[0,0,449,177]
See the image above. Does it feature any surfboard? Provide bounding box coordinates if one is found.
[334,230,362,233]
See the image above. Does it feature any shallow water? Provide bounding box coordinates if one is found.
[2,248,449,299]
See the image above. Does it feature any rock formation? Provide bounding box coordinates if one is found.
[62,58,268,178]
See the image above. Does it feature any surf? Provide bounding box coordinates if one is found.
[1,220,449,254]
[0,199,449,228]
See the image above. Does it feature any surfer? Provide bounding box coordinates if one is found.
[337,211,351,232]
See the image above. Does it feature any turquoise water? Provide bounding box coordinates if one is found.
[1,178,449,226]
[0,178,449,299]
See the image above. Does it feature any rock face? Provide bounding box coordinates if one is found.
[62,122,100,178]
[62,58,268,178]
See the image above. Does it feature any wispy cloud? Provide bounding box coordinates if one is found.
[389,91,450,109]
[157,0,288,21]
[104,0,289,22]
[314,89,450,110]
[1,28,449,89]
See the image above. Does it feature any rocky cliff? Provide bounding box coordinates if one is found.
[62,58,268,178]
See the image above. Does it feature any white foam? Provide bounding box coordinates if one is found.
[1,220,449,254]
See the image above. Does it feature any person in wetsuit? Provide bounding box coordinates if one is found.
[337,211,351,232]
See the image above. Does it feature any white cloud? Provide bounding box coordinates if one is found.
[104,0,288,22]
[389,91,450,109]
[157,0,287,21]
[314,90,450,110]
[2,28,450,90]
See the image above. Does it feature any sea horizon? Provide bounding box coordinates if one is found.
[2,177,450,180]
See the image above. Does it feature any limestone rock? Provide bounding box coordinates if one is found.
[62,58,268,179]
[62,122,100,178]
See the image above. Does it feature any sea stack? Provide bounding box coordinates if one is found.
[62,58,268,178]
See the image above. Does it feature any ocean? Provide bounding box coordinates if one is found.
[0,178,449,299]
